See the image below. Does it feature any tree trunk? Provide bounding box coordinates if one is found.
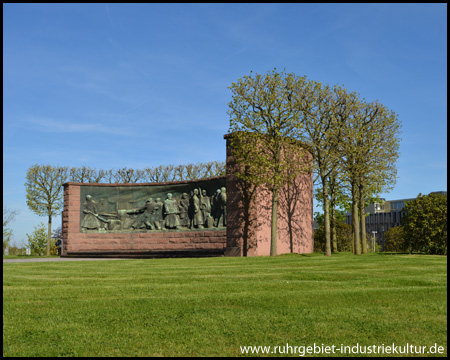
[322,175,331,256]
[242,186,251,257]
[330,176,338,253]
[359,184,368,254]
[331,203,338,253]
[270,187,278,256]
[243,208,249,257]
[47,215,52,256]
[352,181,361,255]
[289,215,294,254]
[286,183,294,254]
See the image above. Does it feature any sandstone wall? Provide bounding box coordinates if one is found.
[224,134,314,256]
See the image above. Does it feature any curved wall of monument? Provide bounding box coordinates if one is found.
[62,177,227,257]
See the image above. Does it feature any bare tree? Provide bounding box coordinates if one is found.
[114,168,146,183]
[3,207,20,249]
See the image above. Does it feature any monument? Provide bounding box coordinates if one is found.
[61,134,314,258]
[62,177,227,258]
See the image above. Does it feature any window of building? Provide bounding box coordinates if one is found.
[391,201,405,210]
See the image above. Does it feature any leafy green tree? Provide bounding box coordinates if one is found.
[354,101,401,254]
[402,193,447,255]
[25,164,68,256]
[227,69,309,256]
[298,82,343,256]
[328,86,362,254]
[335,91,401,255]
[314,170,351,254]
[26,222,54,256]
[328,171,353,253]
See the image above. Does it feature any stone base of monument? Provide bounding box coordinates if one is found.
[63,248,224,259]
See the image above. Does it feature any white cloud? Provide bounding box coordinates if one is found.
[427,162,447,170]
[27,116,146,137]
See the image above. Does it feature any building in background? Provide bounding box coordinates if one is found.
[345,191,447,250]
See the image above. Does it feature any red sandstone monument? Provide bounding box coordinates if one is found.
[61,134,313,257]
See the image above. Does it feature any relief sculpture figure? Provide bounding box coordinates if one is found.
[216,187,227,228]
[152,198,164,230]
[81,195,109,231]
[129,198,155,230]
[190,189,204,229]
[201,189,213,228]
[179,193,190,228]
[163,193,181,230]
[211,189,221,227]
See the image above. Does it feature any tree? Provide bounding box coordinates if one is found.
[227,69,309,256]
[68,166,103,183]
[298,81,343,256]
[335,91,401,255]
[354,101,401,254]
[402,193,447,255]
[208,161,226,178]
[330,86,362,254]
[26,222,53,256]
[184,163,202,181]
[3,207,20,250]
[314,172,352,254]
[328,170,351,253]
[383,226,406,252]
[114,168,146,183]
[102,169,116,183]
[25,164,68,256]
[314,207,347,227]
[143,164,177,182]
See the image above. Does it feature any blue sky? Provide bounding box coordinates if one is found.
[3,3,447,246]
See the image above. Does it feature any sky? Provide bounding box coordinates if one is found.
[3,3,447,247]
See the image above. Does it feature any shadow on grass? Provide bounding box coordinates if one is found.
[374,252,439,256]
[277,252,319,258]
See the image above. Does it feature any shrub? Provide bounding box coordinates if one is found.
[314,222,353,253]
[402,193,447,255]
[26,223,56,256]
[384,226,406,252]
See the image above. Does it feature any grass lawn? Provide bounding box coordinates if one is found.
[3,253,447,357]
[3,255,60,259]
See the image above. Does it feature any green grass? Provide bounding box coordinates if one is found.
[3,253,447,357]
[3,255,59,259]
